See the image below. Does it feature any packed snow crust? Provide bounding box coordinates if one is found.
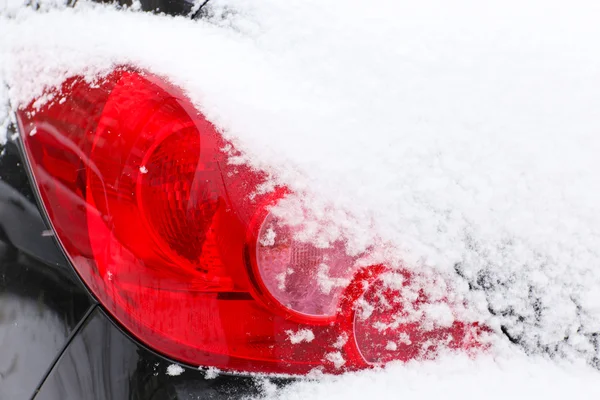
[2,0,600,397]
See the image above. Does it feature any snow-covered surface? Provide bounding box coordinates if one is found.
[257,353,600,399]
[2,0,600,397]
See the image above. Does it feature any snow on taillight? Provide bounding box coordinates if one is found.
[17,68,482,375]
[251,211,357,319]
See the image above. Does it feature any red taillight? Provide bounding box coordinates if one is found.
[17,69,481,374]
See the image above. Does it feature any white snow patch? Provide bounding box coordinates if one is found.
[316,263,350,295]
[166,364,184,376]
[332,333,349,349]
[286,328,315,344]
[325,351,346,369]
[254,353,600,400]
[355,298,375,321]
[398,332,412,345]
[275,271,287,291]
[259,226,277,246]
[203,367,219,380]
[422,303,455,329]
[385,341,398,351]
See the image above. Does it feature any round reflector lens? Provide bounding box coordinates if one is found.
[254,212,357,318]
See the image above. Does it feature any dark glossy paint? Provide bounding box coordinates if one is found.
[0,136,94,400]
[35,308,269,400]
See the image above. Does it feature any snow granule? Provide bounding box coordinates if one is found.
[275,272,286,290]
[332,333,349,349]
[166,363,184,376]
[385,341,398,351]
[325,352,346,369]
[255,354,600,399]
[316,263,350,295]
[398,332,412,345]
[422,303,455,329]
[139,165,148,174]
[203,367,219,380]
[355,298,375,321]
[259,226,277,246]
[286,328,315,344]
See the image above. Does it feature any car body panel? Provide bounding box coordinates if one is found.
[0,138,94,400]
[34,307,266,400]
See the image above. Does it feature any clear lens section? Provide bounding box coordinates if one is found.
[255,212,356,317]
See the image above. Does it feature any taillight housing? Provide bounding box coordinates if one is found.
[17,68,481,374]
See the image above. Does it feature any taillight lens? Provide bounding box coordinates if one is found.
[17,69,481,374]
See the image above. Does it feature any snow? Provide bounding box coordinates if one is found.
[332,333,348,349]
[2,0,600,397]
[259,226,277,246]
[166,363,185,376]
[256,353,600,400]
[286,328,316,344]
[324,351,346,369]
[203,366,219,379]
[316,263,350,295]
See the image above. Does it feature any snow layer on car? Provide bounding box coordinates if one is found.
[0,83,8,140]
[1,0,600,388]
[255,353,600,400]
